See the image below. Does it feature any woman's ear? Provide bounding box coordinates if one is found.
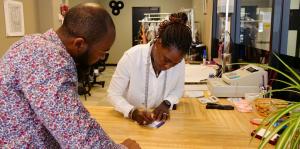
[156,38,162,44]
[155,38,163,49]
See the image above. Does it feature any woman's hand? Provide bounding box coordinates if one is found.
[153,102,170,121]
[131,109,154,125]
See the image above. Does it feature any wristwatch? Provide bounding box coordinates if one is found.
[162,100,171,108]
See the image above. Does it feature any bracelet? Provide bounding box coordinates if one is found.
[128,108,136,119]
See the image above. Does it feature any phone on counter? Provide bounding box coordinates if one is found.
[205,103,234,110]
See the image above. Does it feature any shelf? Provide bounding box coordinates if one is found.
[240,20,263,23]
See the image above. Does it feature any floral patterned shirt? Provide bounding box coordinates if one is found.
[0,29,125,149]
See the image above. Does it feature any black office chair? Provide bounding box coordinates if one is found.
[77,53,109,100]
[90,53,109,88]
[77,67,92,100]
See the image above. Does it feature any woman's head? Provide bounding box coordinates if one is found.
[152,15,192,71]
[169,12,188,25]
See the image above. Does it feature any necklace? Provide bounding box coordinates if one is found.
[150,54,160,77]
[145,42,167,110]
[150,43,163,78]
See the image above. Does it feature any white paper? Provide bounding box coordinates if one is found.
[258,22,264,33]
[198,97,218,104]
[184,84,208,91]
[262,12,272,23]
[147,121,165,128]
[290,0,300,9]
[185,64,216,83]
[4,0,25,36]
[184,90,204,98]
[287,30,297,57]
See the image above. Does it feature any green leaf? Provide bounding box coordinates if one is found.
[272,79,296,87]
[230,52,300,149]
[260,64,299,85]
[250,109,281,144]
[273,53,300,82]
[290,110,300,115]
[258,104,300,148]
[258,119,292,148]
[291,131,300,149]
[289,116,300,146]
[267,89,300,97]
[276,122,296,149]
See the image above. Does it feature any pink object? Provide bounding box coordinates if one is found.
[233,100,253,112]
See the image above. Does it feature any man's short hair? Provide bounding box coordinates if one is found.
[62,3,115,44]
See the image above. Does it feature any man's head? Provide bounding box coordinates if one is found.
[151,16,192,71]
[57,3,116,67]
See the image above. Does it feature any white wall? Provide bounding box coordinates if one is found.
[193,0,204,42]
[0,0,39,57]
[0,0,212,63]
[193,0,213,60]
[70,0,193,64]
[38,0,63,33]
[37,1,53,33]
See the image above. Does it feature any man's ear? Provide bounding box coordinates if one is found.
[72,37,88,56]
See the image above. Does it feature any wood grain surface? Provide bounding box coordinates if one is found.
[86,98,273,149]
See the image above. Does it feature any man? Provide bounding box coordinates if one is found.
[108,15,192,125]
[0,3,140,149]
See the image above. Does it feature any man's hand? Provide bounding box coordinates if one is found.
[132,109,154,125]
[153,102,170,121]
[121,138,141,149]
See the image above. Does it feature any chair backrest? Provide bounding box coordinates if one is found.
[102,53,109,62]
[77,66,92,96]
[90,53,109,75]
[99,53,109,72]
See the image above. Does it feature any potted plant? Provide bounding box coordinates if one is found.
[250,53,300,149]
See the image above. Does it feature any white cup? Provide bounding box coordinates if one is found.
[245,93,260,103]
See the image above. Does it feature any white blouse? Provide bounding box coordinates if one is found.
[107,43,185,117]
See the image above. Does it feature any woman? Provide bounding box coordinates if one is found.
[108,14,192,125]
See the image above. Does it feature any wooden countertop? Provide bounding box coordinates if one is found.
[86,98,272,149]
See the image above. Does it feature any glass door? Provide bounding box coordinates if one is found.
[211,0,275,64]
[235,0,273,63]
[240,0,272,51]
[280,0,300,58]
[211,0,289,65]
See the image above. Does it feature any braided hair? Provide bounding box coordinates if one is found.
[169,12,188,25]
[156,13,192,54]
